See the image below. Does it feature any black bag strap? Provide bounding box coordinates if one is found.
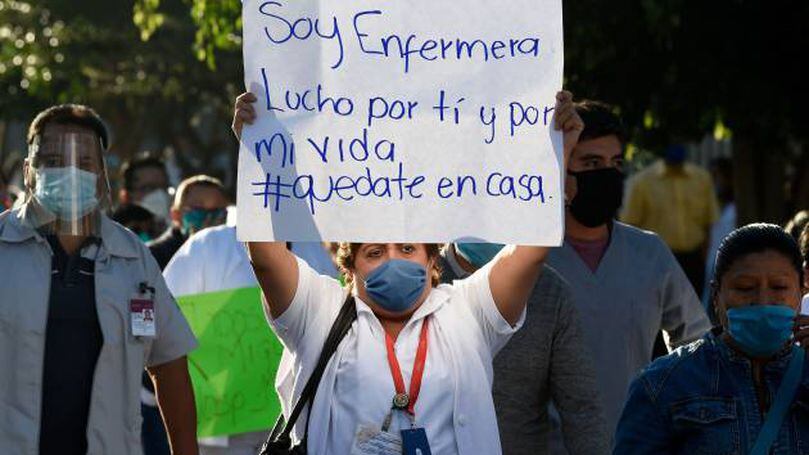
[265,294,357,448]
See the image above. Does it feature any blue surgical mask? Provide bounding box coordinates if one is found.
[181,208,226,235]
[727,305,796,358]
[362,259,427,313]
[35,166,98,220]
[455,243,505,268]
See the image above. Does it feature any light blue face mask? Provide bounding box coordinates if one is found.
[181,208,227,235]
[363,259,427,313]
[727,305,796,358]
[455,242,506,268]
[35,166,98,220]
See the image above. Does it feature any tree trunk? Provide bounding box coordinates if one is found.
[790,147,809,215]
[733,133,788,225]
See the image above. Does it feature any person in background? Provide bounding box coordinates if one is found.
[163,228,338,454]
[614,224,809,454]
[1,170,17,210]
[141,176,228,455]
[148,175,229,270]
[440,243,610,455]
[621,144,720,295]
[702,157,737,318]
[119,154,173,230]
[111,203,159,242]
[0,104,199,455]
[545,100,711,442]
[786,210,809,243]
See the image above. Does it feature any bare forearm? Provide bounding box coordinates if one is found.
[149,358,199,455]
[489,245,548,325]
[246,241,299,318]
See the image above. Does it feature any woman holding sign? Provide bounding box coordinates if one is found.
[232,91,583,455]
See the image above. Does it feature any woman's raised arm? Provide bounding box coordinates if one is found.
[488,91,583,325]
[233,92,300,318]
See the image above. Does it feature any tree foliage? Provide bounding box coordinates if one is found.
[3,0,807,217]
[0,0,243,181]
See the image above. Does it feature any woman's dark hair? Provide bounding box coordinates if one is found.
[712,223,804,292]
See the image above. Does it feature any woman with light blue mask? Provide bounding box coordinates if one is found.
[614,223,809,454]
[233,90,586,455]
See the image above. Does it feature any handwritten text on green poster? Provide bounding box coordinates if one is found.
[177,287,283,438]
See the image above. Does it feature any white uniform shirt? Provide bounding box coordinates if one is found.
[270,257,524,455]
[164,226,339,296]
[163,225,257,296]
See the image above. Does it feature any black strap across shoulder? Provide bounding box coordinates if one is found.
[259,294,357,455]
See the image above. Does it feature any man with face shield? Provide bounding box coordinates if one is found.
[0,104,200,455]
[543,100,711,442]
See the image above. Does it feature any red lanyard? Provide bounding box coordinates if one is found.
[384,317,430,416]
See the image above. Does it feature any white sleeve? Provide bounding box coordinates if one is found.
[266,256,345,355]
[162,239,203,297]
[452,262,526,355]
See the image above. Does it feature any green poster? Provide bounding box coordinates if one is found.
[177,287,283,438]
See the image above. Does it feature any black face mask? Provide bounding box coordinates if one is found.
[568,168,625,228]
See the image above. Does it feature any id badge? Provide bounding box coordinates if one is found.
[401,428,431,455]
[130,294,156,337]
[350,424,402,455]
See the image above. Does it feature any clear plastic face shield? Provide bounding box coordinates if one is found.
[22,126,112,236]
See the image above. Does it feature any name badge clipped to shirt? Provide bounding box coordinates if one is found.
[130,282,156,337]
[401,428,431,455]
[350,424,402,455]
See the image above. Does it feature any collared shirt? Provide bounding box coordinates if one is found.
[546,222,711,435]
[0,206,198,455]
[269,257,523,455]
[440,248,610,455]
[621,160,720,252]
[614,332,809,454]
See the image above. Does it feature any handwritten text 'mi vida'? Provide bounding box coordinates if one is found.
[257,1,542,74]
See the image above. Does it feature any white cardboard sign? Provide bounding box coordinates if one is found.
[237,0,564,244]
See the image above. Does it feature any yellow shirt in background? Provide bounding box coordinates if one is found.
[621,160,720,253]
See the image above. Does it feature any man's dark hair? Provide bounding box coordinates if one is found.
[27,104,110,150]
[120,154,168,191]
[574,100,628,145]
[111,203,155,226]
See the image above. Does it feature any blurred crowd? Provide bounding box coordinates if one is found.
[0,96,808,455]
